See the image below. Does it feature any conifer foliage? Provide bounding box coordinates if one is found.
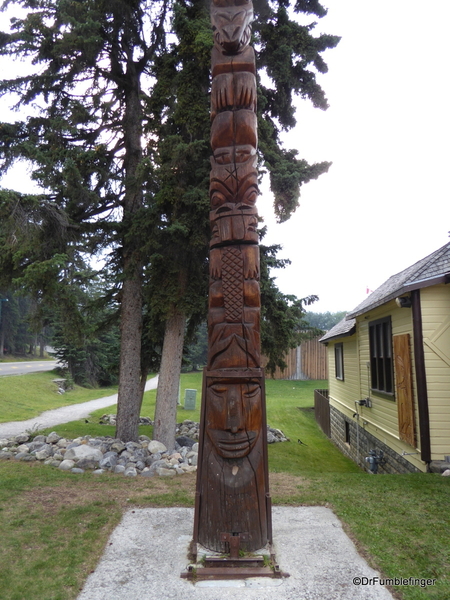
[0,0,339,442]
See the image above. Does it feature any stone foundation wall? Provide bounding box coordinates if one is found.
[329,404,420,474]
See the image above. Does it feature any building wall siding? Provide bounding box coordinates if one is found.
[328,336,360,408]
[354,302,424,452]
[420,284,450,459]
[325,300,426,472]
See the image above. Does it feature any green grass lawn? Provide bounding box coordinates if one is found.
[0,374,449,600]
[0,353,54,362]
[0,371,118,423]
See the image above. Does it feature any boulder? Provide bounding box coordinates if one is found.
[148,440,167,454]
[110,440,126,453]
[77,458,100,470]
[46,432,61,444]
[64,445,103,463]
[124,466,138,477]
[0,451,14,460]
[16,444,30,453]
[155,467,176,477]
[176,436,196,448]
[59,459,76,471]
[35,446,53,460]
[15,452,36,462]
[100,452,118,470]
[33,435,46,443]
[0,439,16,448]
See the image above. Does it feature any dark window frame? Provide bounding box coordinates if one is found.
[344,420,351,445]
[369,317,394,397]
[335,343,344,380]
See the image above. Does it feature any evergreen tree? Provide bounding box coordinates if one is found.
[304,310,348,331]
[0,0,169,440]
[144,0,339,450]
[259,235,321,374]
[0,0,339,444]
[143,0,211,449]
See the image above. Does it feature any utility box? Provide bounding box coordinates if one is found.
[184,389,197,410]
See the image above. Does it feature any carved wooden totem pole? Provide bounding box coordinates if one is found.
[193,0,272,558]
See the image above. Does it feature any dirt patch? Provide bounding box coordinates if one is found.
[269,472,307,497]
[19,471,198,515]
[18,470,306,516]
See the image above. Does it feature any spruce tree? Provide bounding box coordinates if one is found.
[146,0,339,449]
[0,0,169,440]
[0,0,339,444]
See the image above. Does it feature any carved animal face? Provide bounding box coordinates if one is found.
[211,0,253,54]
[210,153,258,210]
[210,207,258,246]
[206,379,262,459]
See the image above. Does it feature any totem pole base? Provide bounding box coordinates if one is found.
[180,541,289,581]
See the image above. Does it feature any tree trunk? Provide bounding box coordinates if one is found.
[39,332,45,358]
[115,53,144,443]
[116,274,143,442]
[153,310,186,452]
[138,364,150,413]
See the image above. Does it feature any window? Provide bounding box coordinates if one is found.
[335,343,344,380]
[345,420,350,445]
[369,317,393,394]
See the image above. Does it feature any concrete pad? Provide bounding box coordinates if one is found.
[77,507,395,600]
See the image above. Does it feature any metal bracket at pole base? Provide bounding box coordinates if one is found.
[181,541,289,581]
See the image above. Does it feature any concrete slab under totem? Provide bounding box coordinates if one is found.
[77,506,395,600]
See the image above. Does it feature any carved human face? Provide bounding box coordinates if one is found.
[206,378,262,459]
[211,0,253,54]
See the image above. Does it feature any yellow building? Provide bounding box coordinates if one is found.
[319,242,450,474]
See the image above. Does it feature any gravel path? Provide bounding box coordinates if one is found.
[0,376,158,439]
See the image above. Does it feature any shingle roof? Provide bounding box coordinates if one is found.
[347,242,450,319]
[319,317,356,343]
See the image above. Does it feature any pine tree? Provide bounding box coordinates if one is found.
[143,0,211,450]
[145,0,339,449]
[0,0,339,444]
[0,0,169,440]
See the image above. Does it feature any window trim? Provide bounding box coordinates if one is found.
[335,343,344,381]
[369,316,394,397]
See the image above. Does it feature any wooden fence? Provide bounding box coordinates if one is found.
[264,336,327,380]
[314,388,330,437]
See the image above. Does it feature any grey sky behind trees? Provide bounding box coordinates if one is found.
[1,1,449,314]
[259,0,450,313]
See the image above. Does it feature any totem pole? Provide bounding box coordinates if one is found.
[193,0,272,557]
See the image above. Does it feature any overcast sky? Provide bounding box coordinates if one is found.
[1,1,449,315]
[259,0,450,313]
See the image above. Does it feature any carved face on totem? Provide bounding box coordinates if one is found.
[206,378,262,459]
[211,0,253,54]
[210,157,259,216]
[210,206,258,247]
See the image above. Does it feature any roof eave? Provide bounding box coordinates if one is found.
[347,273,450,319]
[319,324,356,344]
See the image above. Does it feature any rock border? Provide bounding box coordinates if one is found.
[0,420,289,477]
